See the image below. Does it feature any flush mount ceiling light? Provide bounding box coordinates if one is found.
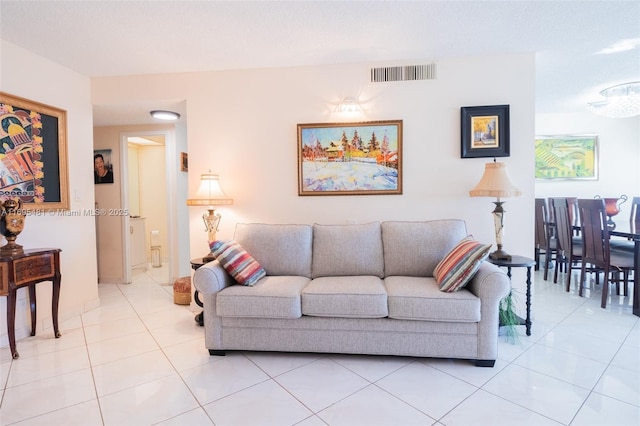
[150,110,181,120]
[587,81,640,118]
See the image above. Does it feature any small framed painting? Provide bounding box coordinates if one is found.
[297,120,402,195]
[180,152,188,172]
[535,134,598,180]
[461,105,510,158]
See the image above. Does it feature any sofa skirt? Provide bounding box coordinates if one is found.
[216,316,481,359]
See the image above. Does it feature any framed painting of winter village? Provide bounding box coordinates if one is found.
[0,92,69,211]
[297,120,403,196]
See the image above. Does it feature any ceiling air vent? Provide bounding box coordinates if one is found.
[370,64,437,83]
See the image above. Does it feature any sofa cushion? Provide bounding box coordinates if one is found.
[301,276,388,318]
[385,276,481,322]
[209,240,266,286]
[312,222,384,278]
[217,276,310,319]
[434,237,491,292]
[381,220,468,277]
[234,223,313,277]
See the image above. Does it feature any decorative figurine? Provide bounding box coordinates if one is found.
[0,199,26,255]
[595,194,628,230]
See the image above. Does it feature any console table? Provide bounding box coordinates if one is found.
[1,248,62,359]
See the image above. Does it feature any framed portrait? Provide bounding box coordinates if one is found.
[297,120,402,195]
[0,92,69,210]
[535,134,598,180]
[94,149,114,184]
[461,105,510,158]
[180,152,188,172]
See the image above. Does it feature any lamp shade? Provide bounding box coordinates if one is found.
[186,172,233,207]
[469,161,522,199]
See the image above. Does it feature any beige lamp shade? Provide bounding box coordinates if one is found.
[469,161,522,199]
[186,172,233,207]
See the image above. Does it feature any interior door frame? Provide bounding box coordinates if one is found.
[120,129,177,284]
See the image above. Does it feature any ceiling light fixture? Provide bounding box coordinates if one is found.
[587,81,640,118]
[150,110,181,120]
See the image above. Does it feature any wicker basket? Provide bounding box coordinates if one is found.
[173,276,191,305]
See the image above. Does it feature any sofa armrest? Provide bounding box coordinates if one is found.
[192,260,234,350]
[465,262,511,302]
[464,261,511,362]
[193,260,235,295]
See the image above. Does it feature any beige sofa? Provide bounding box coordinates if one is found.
[193,220,511,366]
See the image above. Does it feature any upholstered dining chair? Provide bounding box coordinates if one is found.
[535,198,557,275]
[550,197,583,290]
[577,198,634,308]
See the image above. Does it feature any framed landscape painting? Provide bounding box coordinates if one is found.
[535,134,598,180]
[0,92,69,210]
[297,120,402,195]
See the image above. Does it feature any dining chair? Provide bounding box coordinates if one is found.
[550,197,583,290]
[577,198,634,307]
[567,196,578,226]
[609,196,639,253]
[535,198,557,275]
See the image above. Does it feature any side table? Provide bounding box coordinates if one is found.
[1,248,62,358]
[191,257,206,326]
[488,255,535,336]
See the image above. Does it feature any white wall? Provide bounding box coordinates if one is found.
[0,40,99,346]
[92,54,536,302]
[535,112,640,223]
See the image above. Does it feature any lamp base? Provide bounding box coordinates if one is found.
[489,249,512,261]
[203,253,216,263]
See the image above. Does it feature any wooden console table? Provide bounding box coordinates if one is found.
[0,248,62,359]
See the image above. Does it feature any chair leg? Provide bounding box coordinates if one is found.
[566,258,574,292]
[577,262,585,295]
[535,248,540,271]
[601,267,611,309]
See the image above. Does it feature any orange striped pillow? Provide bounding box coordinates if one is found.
[434,237,491,292]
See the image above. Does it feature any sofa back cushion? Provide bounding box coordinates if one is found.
[312,222,384,278]
[381,220,468,277]
[234,223,313,277]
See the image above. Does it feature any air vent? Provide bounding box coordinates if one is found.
[370,64,437,82]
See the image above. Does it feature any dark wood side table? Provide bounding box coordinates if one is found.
[487,255,535,336]
[1,248,62,358]
[191,257,206,326]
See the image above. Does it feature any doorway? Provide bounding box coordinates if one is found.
[126,134,169,281]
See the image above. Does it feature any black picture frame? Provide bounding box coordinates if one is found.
[461,105,510,158]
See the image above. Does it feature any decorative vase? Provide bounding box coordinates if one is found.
[594,195,627,229]
[0,199,26,255]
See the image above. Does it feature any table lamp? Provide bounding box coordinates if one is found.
[186,171,233,261]
[469,159,522,260]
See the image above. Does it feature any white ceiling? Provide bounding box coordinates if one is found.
[1,0,639,126]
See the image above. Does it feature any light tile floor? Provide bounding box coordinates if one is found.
[1,264,639,425]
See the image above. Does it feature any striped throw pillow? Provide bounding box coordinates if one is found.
[434,237,491,292]
[209,240,266,286]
